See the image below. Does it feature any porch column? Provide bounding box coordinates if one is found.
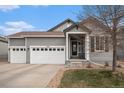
[66,32,69,61]
[86,34,90,60]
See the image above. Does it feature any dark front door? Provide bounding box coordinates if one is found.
[72,41,77,56]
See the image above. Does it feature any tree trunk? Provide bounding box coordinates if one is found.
[112,32,117,71]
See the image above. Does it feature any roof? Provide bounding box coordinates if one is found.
[7,31,65,38]
[47,18,75,32]
[80,17,110,31]
[0,36,8,43]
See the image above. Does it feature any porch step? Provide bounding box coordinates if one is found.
[70,62,83,68]
[65,60,89,68]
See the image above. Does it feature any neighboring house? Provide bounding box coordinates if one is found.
[7,18,113,64]
[0,36,8,60]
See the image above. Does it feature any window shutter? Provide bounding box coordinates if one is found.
[91,36,95,52]
[105,36,109,52]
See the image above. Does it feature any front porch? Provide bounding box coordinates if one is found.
[66,32,90,62]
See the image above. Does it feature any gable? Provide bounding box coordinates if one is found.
[64,24,91,34]
[52,21,73,32]
[48,19,75,32]
[83,22,106,35]
[80,17,109,35]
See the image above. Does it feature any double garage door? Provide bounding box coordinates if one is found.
[30,46,65,64]
[10,46,65,64]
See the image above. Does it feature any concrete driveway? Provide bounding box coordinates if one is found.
[0,62,63,88]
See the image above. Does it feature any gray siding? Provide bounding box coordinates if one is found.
[26,37,66,47]
[90,51,113,64]
[52,22,73,32]
[26,37,66,63]
[0,41,8,59]
[9,38,25,46]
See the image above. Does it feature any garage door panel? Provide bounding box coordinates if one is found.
[10,47,26,63]
[30,46,65,64]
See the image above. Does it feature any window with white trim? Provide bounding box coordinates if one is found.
[90,36,109,52]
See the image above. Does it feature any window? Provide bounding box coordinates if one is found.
[96,36,100,50]
[91,36,95,52]
[49,48,52,51]
[16,48,19,51]
[90,36,109,52]
[13,48,15,51]
[20,48,23,51]
[61,48,64,51]
[100,36,104,50]
[45,48,48,51]
[33,48,35,51]
[57,48,60,51]
[41,48,44,51]
[105,36,109,52]
[37,48,39,51]
[53,48,56,51]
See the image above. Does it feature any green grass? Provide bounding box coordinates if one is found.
[59,69,124,88]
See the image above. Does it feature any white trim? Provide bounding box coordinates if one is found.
[8,35,65,39]
[85,34,90,60]
[30,46,65,48]
[68,36,71,59]
[8,38,10,62]
[21,35,65,37]
[9,46,26,48]
[66,32,69,61]
[67,32,87,34]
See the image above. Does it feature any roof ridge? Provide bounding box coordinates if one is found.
[47,18,75,32]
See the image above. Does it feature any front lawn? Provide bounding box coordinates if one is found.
[59,69,124,88]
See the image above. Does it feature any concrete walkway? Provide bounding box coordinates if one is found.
[0,62,63,88]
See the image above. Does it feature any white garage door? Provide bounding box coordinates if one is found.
[10,46,26,63]
[30,46,65,64]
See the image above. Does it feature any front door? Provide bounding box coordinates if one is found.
[71,41,77,56]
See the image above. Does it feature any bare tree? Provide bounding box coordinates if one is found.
[78,5,124,71]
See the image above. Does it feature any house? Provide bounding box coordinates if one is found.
[0,36,8,61]
[7,18,113,64]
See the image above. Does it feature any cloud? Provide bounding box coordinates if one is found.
[0,5,20,12]
[0,5,49,12]
[0,21,42,35]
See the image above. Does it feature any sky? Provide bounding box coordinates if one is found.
[0,5,82,36]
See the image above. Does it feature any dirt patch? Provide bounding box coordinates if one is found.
[47,67,66,88]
